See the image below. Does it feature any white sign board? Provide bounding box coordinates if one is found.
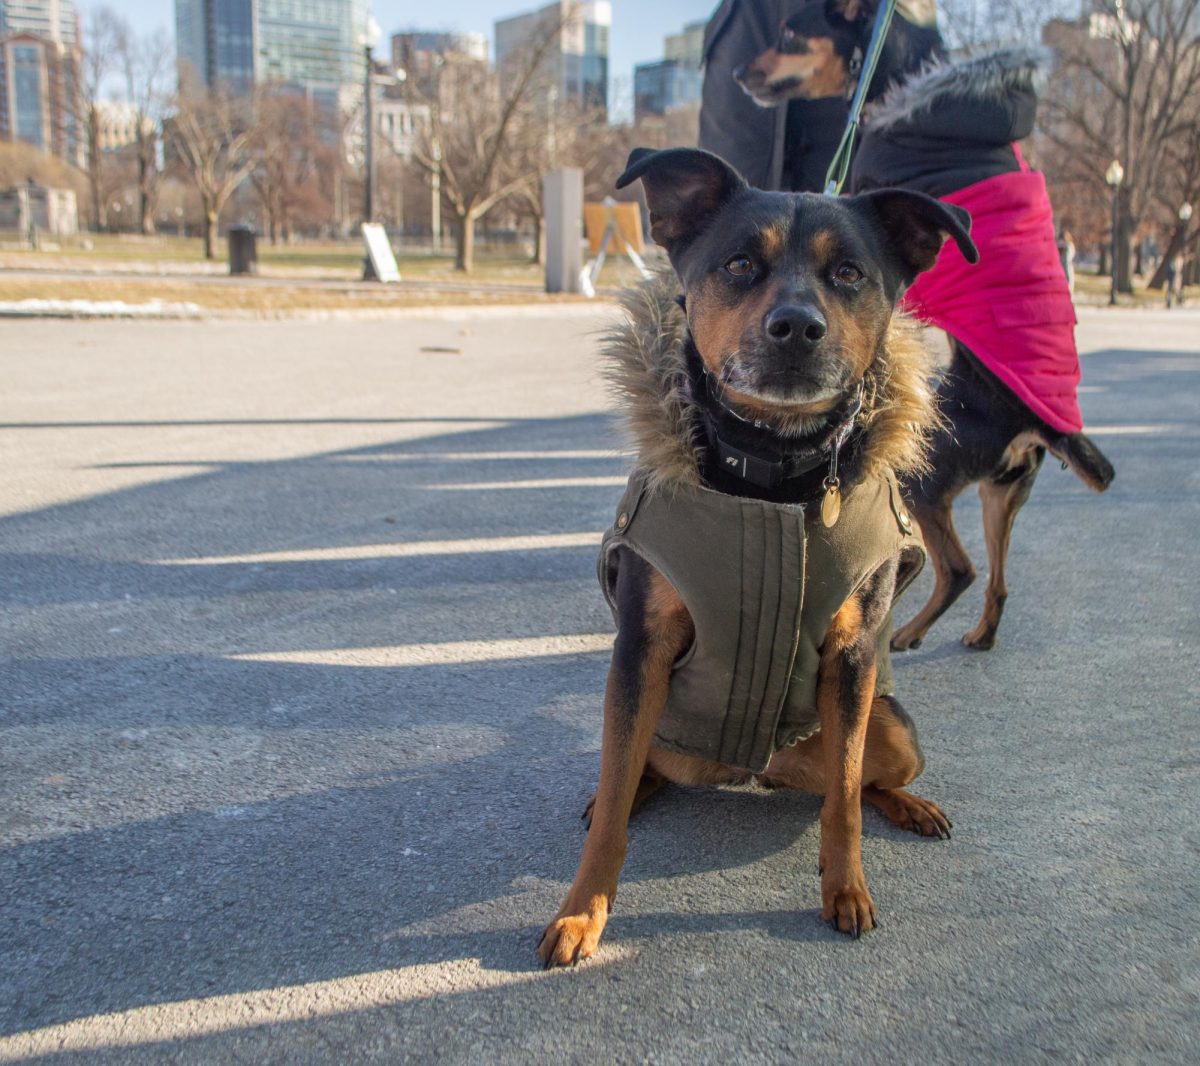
[362,222,401,283]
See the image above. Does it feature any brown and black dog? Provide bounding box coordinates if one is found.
[736,0,1115,652]
[538,147,976,967]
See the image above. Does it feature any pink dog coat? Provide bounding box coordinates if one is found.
[901,156,1084,434]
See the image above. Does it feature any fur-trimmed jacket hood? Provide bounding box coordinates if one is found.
[600,269,938,494]
[851,47,1046,199]
[869,46,1049,133]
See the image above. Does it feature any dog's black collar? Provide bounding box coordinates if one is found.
[693,365,864,493]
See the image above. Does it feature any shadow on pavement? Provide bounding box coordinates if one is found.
[4,344,1197,1059]
[2,412,848,1051]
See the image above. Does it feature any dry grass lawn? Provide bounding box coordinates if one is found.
[0,275,606,313]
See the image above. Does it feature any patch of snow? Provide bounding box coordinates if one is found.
[0,298,202,318]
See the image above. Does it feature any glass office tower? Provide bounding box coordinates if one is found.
[174,0,368,104]
[174,0,256,93]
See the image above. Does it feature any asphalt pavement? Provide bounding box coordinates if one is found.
[1,305,1198,1064]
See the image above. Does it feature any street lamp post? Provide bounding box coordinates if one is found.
[1105,160,1124,306]
[1178,201,1193,298]
[430,56,443,254]
[363,44,375,225]
[361,17,381,281]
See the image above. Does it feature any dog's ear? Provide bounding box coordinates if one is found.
[615,147,747,260]
[852,188,979,285]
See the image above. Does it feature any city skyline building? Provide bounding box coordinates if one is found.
[257,0,368,110]
[632,15,703,125]
[632,57,700,125]
[663,18,704,67]
[175,0,254,93]
[494,0,610,116]
[0,0,78,44]
[174,0,370,109]
[0,1,82,165]
[390,30,487,97]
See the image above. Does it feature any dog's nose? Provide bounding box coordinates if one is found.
[764,305,828,348]
[732,63,747,82]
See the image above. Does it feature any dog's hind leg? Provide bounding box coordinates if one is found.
[860,697,951,839]
[582,766,668,829]
[582,746,749,826]
[761,696,951,839]
[891,493,976,651]
[962,451,1043,650]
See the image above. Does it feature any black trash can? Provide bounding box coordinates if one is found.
[228,224,258,276]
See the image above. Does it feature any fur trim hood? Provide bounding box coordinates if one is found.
[869,46,1049,133]
[601,269,938,492]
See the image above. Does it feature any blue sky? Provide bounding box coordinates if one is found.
[83,1,719,115]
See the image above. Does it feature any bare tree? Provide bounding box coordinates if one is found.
[1041,0,1200,291]
[166,82,259,258]
[0,141,88,196]
[78,5,122,230]
[251,89,329,244]
[410,5,577,271]
[937,0,1076,53]
[505,96,615,264]
[1147,102,1200,286]
[114,24,171,235]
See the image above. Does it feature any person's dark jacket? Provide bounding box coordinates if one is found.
[699,0,849,191]
[849,48,1042,198]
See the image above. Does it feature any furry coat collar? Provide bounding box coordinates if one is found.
[869,46,1049,133]
[601,270,938,494]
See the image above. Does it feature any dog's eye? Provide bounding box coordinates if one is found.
[781,25,797,43]
[835,263,864,284]
[725,255,754,277]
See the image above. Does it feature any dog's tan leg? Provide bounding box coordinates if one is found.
[762,695,952,840]
[892,496,976,651]
[581,766,668,829]
[539,556,692,967]
[962,461,1040,650]
[817,594,880,937]
[582,745,750,827]
[859,696,951,838]
[648,747,752,787]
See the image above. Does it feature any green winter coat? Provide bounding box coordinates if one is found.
[598,469,924,774]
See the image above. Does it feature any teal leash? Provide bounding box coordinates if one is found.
[822,0,899,197]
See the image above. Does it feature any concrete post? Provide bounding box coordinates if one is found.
[544,168,583,294]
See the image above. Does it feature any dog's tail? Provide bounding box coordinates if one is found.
[1044,431,1115,492]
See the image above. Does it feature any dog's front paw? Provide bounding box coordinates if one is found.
[821,878,877,938]
[538,908,608,968]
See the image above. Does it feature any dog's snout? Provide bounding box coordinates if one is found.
[764,305,828,348]
[732,63,747,82]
